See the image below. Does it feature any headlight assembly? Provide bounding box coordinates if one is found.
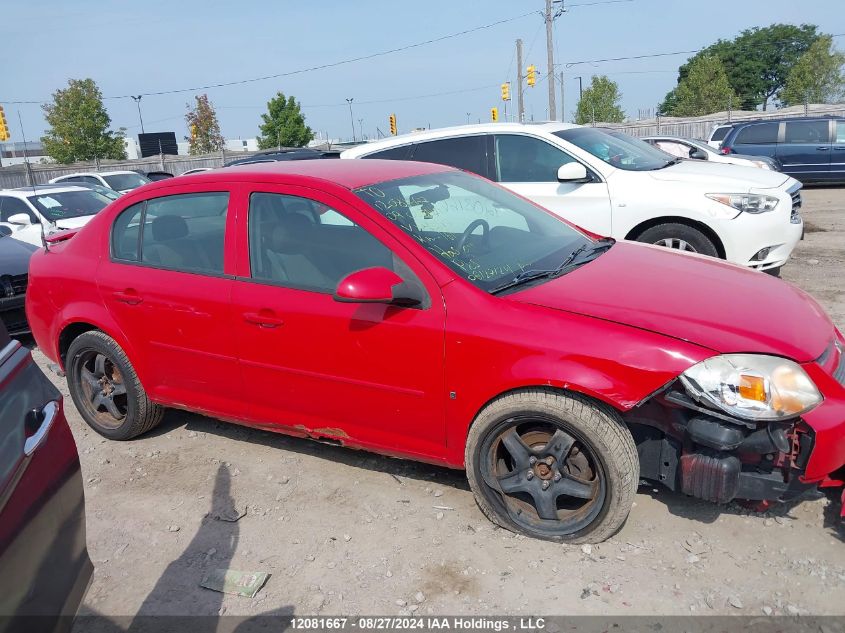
[680,354,822,421]
[706,193,780,214]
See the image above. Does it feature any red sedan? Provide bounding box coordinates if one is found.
[26,160,845,542]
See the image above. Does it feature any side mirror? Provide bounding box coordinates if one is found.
[557,162,589,183]
[7,213,31,226]
[689,148,708,160]
[333,267,420,306]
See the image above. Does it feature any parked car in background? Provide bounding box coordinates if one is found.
[0,322,92,625]
[342,123,803,274]
[0,233,36,335]
[706,123,734,149]
[179,167,213,176]
[0,185,113,247]
[224,147,340,167]
[26,160,845,543]
[144,171,174,182]
[49,170,151,193]
[27,182,121,201]
[643,135,781,170]
[720,116,845,182]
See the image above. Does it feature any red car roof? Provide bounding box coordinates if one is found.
[182,159,454,190]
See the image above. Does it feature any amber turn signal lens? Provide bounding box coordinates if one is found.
[738,374,767,402]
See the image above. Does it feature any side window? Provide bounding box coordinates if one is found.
[111,202,145,261]
[836,121,845,144]
[710,126,731,143]
[364,146,412,160]
[410,136,487,176]
[81,176,102,185]
[734,123,779,145]
[495,134,577,182]
[655,141,690,158]
[0,198,37,223]
[784,120,830,144]
[139,192,228,274]
[248,192,397,293]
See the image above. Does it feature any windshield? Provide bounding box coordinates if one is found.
[27,190,111,222]
[103,173,150,191]
[354,171,591,292]
[555,128,673,171]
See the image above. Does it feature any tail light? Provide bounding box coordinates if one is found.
[721,146,732,155]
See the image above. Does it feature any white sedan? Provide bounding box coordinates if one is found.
[642,136,781,171]
[341,122,801,274]
[49,170,150,194]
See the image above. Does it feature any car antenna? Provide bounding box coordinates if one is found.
[17,109,49,252]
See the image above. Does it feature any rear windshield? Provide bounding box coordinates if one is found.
[710,126,731,142]
[27,190,111,222]
[103,173,150,191]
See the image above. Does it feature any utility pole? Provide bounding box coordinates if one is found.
[358,118,364,140]
[544,0,557,121]
[346,98,356,142]
[131,95,145,134]
[559,71,565,122]
[516,38,525,123]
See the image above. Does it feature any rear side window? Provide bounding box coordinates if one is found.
[111,192,229,275]
[710,126,731,142]
[409,136,487,176]
[734,123,779,145]
[365,146,412,160]
[784,120,830,144]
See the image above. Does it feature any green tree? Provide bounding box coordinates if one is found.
[661,24,820,111]
[257,92,313,149]
[41,78,126,164]
[670,55,737,116]
[574,76,624,124]
[185,94,225,155]
[781,36,845,105]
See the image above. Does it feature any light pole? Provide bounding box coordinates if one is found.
[466,112,471,124]
[358,118,364,141]
[346,98,356,142]
[131,95,145,134]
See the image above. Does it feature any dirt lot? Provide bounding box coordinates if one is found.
[31,187,845,619]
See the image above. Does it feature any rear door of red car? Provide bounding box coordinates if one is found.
[98,184,242,418]
[231,183,447,457]
[0,329,92,622]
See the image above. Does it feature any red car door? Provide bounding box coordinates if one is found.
[97,186,243,419]
[231,184,447,459]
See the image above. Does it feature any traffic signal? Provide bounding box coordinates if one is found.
[501,83,510,101]
[389,114,397,136]
[491,107,499,122]
[526,65,537,87]
[190,124,197,140]
[0,106,9,142]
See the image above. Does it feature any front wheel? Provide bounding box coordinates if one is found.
[66,331,164,440]
[465,389,638,543]
[637,222,719,258]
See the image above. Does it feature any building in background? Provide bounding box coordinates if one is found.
[0,141,53,166]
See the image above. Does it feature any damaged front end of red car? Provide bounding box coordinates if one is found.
[622,334,845,511]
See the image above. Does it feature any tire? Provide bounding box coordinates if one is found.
[465,389,638,543]
[636,222,719,258]
[66,331,164,440]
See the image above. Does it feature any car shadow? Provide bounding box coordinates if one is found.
[74,464,294,632]
[141,407,470,493]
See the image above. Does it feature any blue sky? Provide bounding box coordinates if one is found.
[4,0,845,143]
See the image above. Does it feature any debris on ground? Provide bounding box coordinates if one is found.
[200,569,270,598]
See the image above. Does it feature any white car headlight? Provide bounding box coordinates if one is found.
[680,354,822,421]
[706,193,780,214]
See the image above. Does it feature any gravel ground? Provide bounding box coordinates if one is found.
[30,187,845,619]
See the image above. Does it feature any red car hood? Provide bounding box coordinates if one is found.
[509,241,833,363]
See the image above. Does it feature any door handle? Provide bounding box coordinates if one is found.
[24,401,59,456]
[113,289,143,305]
[243,311,284,328]
[833,146,845,150]
[816,146,830,151]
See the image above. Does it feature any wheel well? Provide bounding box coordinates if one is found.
[625,216,726,259]
[58,322,100,365]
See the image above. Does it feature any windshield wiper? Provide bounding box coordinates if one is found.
[657,157,683,169]
[490,238,614,295]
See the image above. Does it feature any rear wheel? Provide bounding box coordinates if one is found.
[636,222,719,258]
[66,331,163,440]
[465,389,638,543]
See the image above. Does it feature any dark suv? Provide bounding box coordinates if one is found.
[720,116,845,182]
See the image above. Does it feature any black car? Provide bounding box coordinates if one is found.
[144,171,175,182]
[0,232,37,336]
[721,116,845,182]
[224,147,340,167]
[0,322,92,630]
